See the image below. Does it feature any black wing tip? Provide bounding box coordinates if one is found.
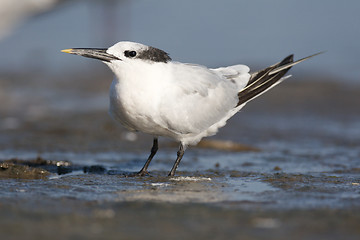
[237,52,322,107]
[237,54,295,107]
[281,54,294,64]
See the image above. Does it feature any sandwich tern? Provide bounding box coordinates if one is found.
[62,41,321,176]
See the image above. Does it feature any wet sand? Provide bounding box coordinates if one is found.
[0,72,360,239]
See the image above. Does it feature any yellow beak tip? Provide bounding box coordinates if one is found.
[61,49,73,54]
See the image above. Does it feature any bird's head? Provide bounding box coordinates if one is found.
[61,41,171,70]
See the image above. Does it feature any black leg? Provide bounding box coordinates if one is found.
[137,138,158,176]
[168,143,185,176]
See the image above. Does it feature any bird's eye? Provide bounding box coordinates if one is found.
[124,50,137,58]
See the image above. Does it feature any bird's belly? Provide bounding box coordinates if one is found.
[109,88,172,137]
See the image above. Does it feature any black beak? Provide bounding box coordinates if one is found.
[61,48,120,62]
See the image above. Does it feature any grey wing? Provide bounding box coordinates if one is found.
[212,64,250,89]
[158,63,242,135]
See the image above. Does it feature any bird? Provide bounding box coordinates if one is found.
[62,41,321,177]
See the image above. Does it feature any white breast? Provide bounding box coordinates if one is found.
[108,60,250,145]
[108,61,174,136]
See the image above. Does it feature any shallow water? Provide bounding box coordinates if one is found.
[1,76,360,239]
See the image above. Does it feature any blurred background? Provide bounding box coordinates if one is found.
[1,3,360,237]
[0,0,359,79]
[0,0,359,150]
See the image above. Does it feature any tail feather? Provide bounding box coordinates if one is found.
[237,52,322,107]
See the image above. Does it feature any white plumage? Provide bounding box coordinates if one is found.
[62,41,320,176]
[107,42,250,145]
